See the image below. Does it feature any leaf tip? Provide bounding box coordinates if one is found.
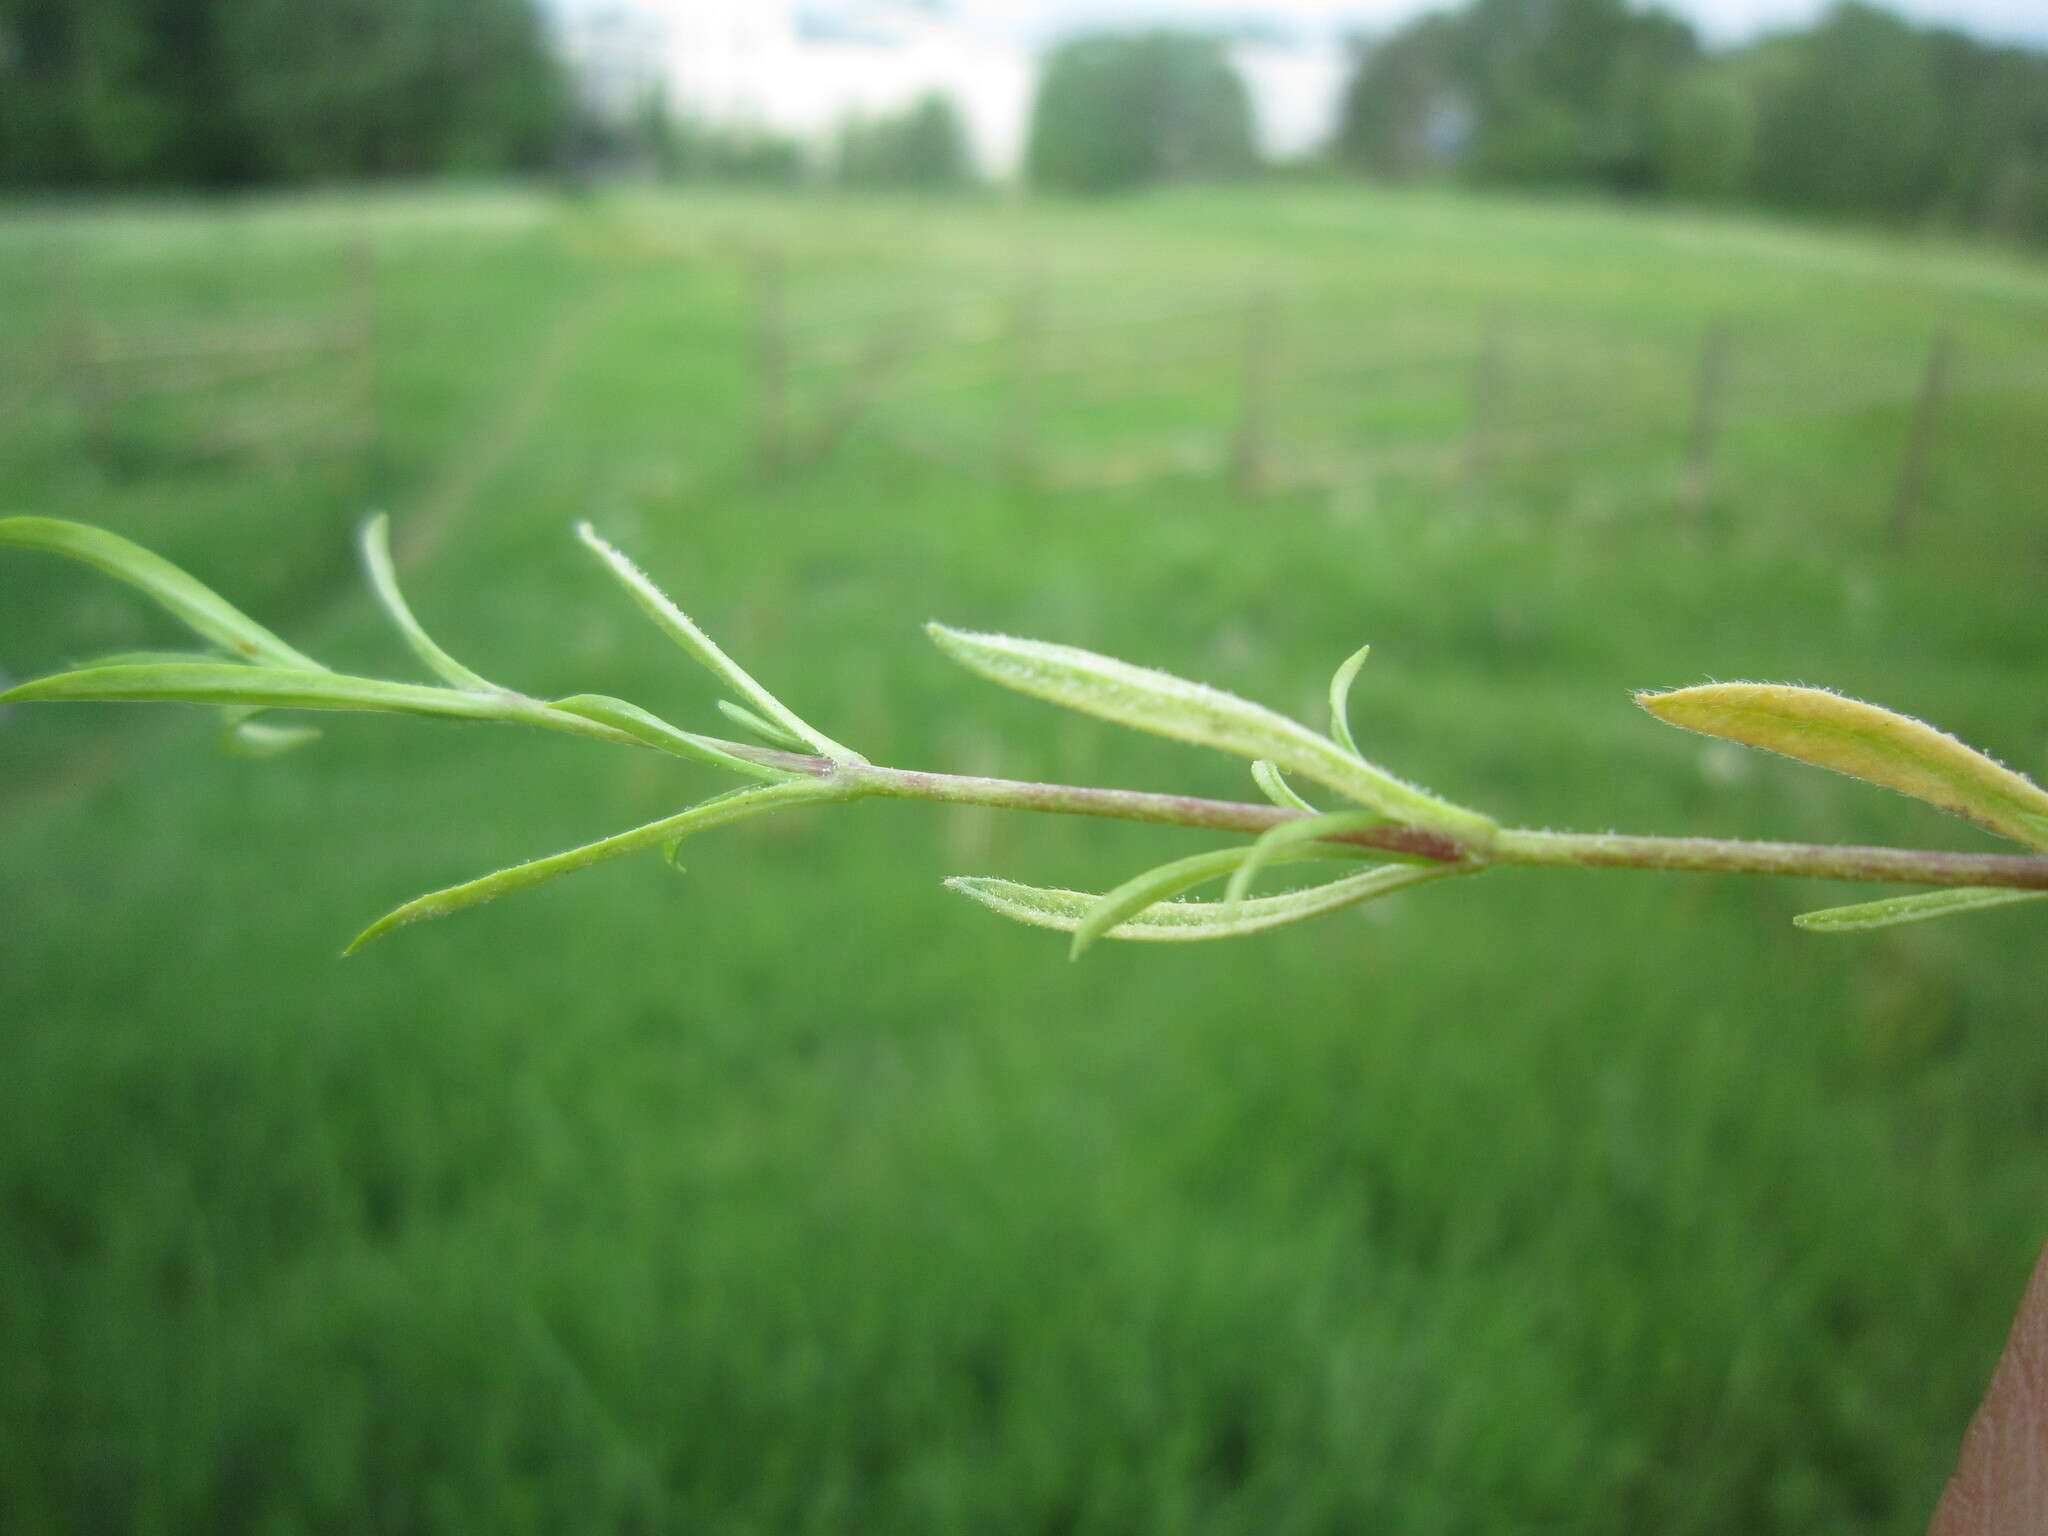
[340,922,387,958]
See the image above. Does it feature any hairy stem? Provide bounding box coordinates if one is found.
[841,762,1470,862]
[781,758,2048,890]
[1493,829,2048,891]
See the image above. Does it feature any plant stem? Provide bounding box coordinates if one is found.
[1492,829,2048,890]
[841,762,1471,862]
[786,758,2048,891]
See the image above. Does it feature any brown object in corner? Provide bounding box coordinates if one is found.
[1931,1240,2048,1535]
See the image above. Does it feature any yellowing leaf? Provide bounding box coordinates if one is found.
[1638,683,2048,852]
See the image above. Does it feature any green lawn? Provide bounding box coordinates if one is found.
[3,183,2046,1533]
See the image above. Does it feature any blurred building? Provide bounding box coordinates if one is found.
[547,0,1351,177]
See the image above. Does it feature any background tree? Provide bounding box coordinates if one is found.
[836,94,976,193]
[1748,2,1942,221]
[1026,31,1257,196]
[1335,0,2048,248]
[1331,15,1466,178]
[1653,64,1759,201]
[0,0,564,188]
[1335,0,1697,192]
[217,0,564,181]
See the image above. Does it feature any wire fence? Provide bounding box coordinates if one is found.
[7,232,2043,559]
[5,239,382,484]
[751,254,2048,546]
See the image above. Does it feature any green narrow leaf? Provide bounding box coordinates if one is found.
[1793,887,2048,933]
[1220,811,1394,914]
[661,785,768,867]
[219,707,321,758]
[548,694,794,782]
[76,649,247,669]
[926,624,1495,846]
[948,863,1458,945]
[1251,760,1316,813]
[347,778,843,954]
[358,513,499,692]
[0,516,326,670]
[1,663,515,721]
[1639,683,2048,852]
[1328,643,1371,760]
[1070,843,1370,959]
[576,523,864,764]
[717,699,807,750]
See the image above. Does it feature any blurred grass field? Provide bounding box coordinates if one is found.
[2,183,2047,1534]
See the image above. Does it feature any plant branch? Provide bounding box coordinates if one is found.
[812,760,2048,891]
[837,762,1470,862]
[1494,828,2048,891]
[9,513,2045,949]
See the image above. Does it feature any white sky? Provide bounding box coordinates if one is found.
[948,0,2048,48]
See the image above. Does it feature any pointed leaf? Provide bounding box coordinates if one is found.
[1251,760,1316,813]
[1221,811,1393,914]
[1328,643,1371,760]
[660,786,767,868]
[926,625,1494,844]
[1793,887,2048,933]
[358,513,498,692]
[576,523,864,764]
[1,663,515,721]
[1070,842,1369,958]
[347,778,842,953]
[1639,683,2048,851]
[717,699,806,750]
[219,708,321,758]
[0,516,326,670]
[78,649,247,669]
[948,863,1459,945]
[549,694,793,782]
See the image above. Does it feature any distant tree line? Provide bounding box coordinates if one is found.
[1026,32,1257,195]
[600,90,976,194]
[0,0,566,187]
[1334,0,2048,246]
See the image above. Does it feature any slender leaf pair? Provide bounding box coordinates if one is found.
[923,629,1478,952]
[926,625,1495,846]
[950,862,1459,946]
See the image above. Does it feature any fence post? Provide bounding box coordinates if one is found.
[1678,319,1731,527]
[1888,329,1952,548]
[64,271,106,464]
[797,320,912,468]
[1230,286,1277,498]
[352,235,384,495]
[1465,308,1507,486]
[753,248,788,477]
[1005,268,1043,489]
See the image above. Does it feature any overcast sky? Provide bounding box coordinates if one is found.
[947,0,2048,48]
